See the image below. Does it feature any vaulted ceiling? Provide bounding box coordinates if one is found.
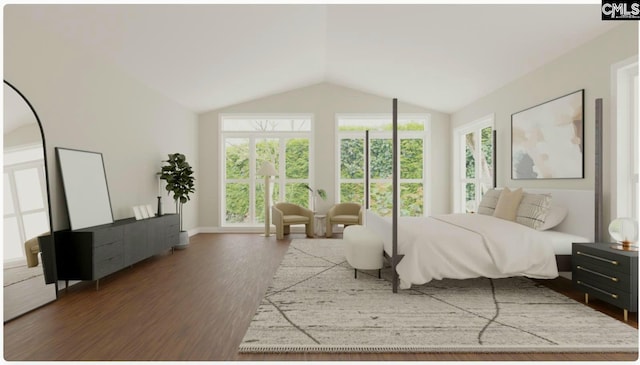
[7,4,618,114]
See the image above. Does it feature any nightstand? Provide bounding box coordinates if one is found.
[572,242,638,321]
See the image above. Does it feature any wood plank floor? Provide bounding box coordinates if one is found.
[3,233,638,361]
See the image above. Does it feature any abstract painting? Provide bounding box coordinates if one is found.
[512,89,584,179]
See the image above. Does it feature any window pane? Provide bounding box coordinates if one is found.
[400,183,423,217]
[225,139,250,179]
[286,139,309,179]
[481,126,493,181]
[465,133,476,179]
[465,183,477,213]
[3,217,22,261]
[285,183,309,209]
[370,182,392,217]
[222,118,311,132]
[255,139,279,174]
[340,183,364,205]
[371,139,392,179]
[340,139,364,179]
[14,168,44,211]
[22,211,48,240]
[226,183,249,223]
[4,173,15,214]
[401,139,423,179]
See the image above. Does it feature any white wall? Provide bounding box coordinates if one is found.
[198,82,450,229]
[451,23,638,238]
[4,9,200,232]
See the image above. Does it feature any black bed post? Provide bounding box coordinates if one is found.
[365,130,370,210]
[492,130,497,188]
[392,98,399,293]
[595,98,603,242]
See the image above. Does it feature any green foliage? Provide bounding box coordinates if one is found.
[160,153,195,205]
[340,139,364,179]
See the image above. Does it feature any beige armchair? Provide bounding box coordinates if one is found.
[272,202,315,240]
[326,203,363,238]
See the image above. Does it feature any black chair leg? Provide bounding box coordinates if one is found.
[354,269,357,279]
[378,269,381,279]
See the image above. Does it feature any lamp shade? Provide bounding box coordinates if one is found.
[257,161,278,176]
[609,217,638,244]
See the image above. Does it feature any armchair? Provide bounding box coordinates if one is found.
[326,203,363,238]
[271,202,315,240]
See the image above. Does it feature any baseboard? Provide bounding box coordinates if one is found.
[190,226,319,235]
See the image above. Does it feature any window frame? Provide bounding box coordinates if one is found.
[219,114,314,228]
[453,114,495,213]
[334,113,431,217]
[611,57,639,222]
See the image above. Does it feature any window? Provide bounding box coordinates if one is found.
[4,145,49,264]
[220,115,313,226]
[336,114,430,217]
[613,58,639,222]
[453,115,494,213]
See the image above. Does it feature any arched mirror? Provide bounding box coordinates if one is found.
[3,80,56,321]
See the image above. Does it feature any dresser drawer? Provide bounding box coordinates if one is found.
[575,279,636,311]
[94,254,124,278]
[93,226,124,247]
[573,267,632,294]
[573,246,631,274]
[94,240,124,261]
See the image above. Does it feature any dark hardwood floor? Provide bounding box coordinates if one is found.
[3,233,638,361]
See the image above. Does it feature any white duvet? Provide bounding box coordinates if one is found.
[365,213,558,289]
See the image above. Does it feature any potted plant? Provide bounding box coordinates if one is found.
[159,153,195,249]
[303,183,327,213]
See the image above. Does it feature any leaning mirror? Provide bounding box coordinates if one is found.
[3,81,57,321]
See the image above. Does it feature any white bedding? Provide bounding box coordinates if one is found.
[365,212,558,289]
[540,230,590,255]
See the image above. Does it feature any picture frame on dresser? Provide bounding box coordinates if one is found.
[56,147,114,230]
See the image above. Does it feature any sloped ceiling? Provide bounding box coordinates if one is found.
[5,4,619,114]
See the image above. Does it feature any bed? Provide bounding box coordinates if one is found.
[363,99,595,291]
[366,188,594,289]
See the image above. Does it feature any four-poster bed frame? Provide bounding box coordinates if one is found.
[364,98,601,293]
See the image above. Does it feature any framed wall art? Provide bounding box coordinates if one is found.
[511,89,584,179]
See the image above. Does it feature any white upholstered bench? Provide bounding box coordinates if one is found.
[343,225,384,279]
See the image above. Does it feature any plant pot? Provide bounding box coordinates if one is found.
[174,231,189,250]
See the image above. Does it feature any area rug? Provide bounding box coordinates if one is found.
[239,239,638,353]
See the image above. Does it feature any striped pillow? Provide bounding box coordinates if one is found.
[477,189,501,215]
[516,193,551,229]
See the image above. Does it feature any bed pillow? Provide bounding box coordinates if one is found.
[477,189,501,215]
[516,193,551,229]
[493,187,523,221]
[538,205,568,231]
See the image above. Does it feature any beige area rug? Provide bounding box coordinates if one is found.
[239,239,638,353]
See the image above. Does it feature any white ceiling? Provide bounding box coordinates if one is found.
[9,4,619,114]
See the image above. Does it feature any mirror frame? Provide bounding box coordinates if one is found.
[3,80,58,307]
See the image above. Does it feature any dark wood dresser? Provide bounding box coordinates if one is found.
[572,242,638,321]
[55,214,179,290]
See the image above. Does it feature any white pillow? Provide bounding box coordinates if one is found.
[477,189,501,215]
[516,193,551,229]
[538,205,568,231]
